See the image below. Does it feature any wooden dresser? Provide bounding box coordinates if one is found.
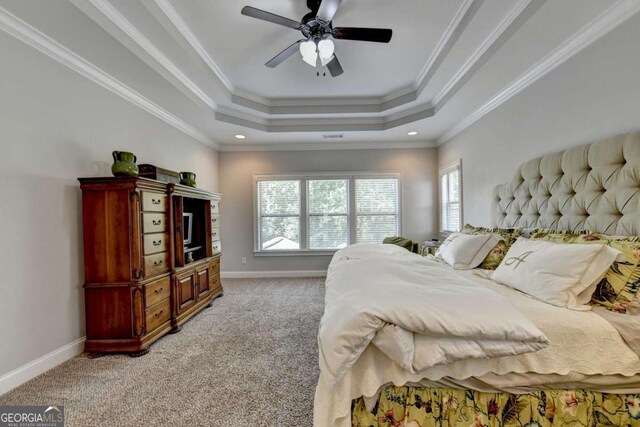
[78,177,223,356]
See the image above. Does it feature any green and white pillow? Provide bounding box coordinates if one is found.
[461,224,523,270]
[530,229,640,313]
[493,238,622,310]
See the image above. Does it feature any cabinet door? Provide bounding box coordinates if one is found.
[196,267,210,298]
[176,273,196,312]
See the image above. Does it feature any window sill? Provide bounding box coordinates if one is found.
[254,250,338,257]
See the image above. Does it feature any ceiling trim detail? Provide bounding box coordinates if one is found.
[432,0,532,106]
[85,0,218,109]
[151,0,234,92]
[219,140,438,152]
[70,0,542,134]
[151,0,484,116]
[0,6,219,150]
[438,0,640,144]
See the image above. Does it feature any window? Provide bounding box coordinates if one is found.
[257,180,301,250]
[439,160,462,233]
[308,179,349,250]
[355,178,399,244]
[255,173,400,254]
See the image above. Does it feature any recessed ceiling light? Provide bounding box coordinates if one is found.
[235,134,246,140]
[408,131,418,136]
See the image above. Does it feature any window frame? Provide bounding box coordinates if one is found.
[439,159,463,236]
[254,172,402,256]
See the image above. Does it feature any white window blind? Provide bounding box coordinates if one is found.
[307,179,349,249]
[255,174,401,253]
[257,180,301,250]
[355,178,399,244]
[440,161,462,233]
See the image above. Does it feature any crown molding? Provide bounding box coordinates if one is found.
[70,0,540,134]
[84,0,217,109]
[415,0,480,94]
[219,140,438,152]
[432,0,532,106]
[0,5,219,150]
[213,105,436,133]
[152,0,233,93]
[148,0,480,116]
[437,0,640,145]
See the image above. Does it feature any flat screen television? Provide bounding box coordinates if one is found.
[183,212,193,246]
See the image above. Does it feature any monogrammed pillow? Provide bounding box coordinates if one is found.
[435,233,501,270]
[493,238,622,310]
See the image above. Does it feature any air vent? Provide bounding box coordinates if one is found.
[322,134,344,139]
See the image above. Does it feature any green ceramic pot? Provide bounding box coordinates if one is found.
[111,151,139,177]
[180,172,197,187]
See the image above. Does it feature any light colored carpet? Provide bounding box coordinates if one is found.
[0,278,325,426]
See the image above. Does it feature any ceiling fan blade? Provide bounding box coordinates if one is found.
[241,6,301,30]
[333,27,393,43]
[316,0,342,22]
[326,55,344,77]
[265,40,304,68]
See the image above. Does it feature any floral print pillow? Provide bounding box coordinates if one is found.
[461,224,523,270]
[529,229,640,313]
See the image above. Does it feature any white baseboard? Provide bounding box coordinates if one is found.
[221,270,327,279]
[0,336,85,395]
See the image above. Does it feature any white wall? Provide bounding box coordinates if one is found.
[0,32,219,384]
[438,13,640,227]
[219,148,438,274]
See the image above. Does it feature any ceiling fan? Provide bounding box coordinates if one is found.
[241,0,393,77]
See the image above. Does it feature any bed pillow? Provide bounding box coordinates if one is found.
[530,229,640,313]
[461,224,523,270]
[493,237,622,310]
[435,233,501,270]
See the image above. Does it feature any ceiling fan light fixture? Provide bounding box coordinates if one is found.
[320,54,334,67]
[317,39,334,59]
[302,52,318,67]
[300,40,316,57]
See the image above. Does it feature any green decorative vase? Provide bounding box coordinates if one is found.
[179,171,197,187]
[111,151,139,178]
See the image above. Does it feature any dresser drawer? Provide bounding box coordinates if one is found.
[145,299,170,332]
[142,213,167,233]
[210,201,219,214]
[212,240,221,253]
[210,273,221,291]
[211,227,220,241]
[210,257,220,274]
[144,276,170,307]
[141,191,167,212]
[211,214,220,228]
[144,252,169,277]
[143,233,169,255]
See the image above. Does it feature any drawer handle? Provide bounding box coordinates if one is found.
[212,218,217,223]
[152,219,162,226]
[153,260,163,267]
[154,287,163,294]
[153,240,162,246]
[152,198,161,205]
[154,310,164,318]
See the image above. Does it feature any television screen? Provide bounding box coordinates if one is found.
[183,212,193,246]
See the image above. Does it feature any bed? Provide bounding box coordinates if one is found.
[314,132,640,426]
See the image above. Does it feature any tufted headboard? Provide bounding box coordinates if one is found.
[493,132,640,235]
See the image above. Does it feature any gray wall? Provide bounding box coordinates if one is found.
[438,13,640,227]
[0,32,219,379]
[219,148,438,273]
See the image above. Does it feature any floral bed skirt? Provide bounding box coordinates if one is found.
[352,385,640,426]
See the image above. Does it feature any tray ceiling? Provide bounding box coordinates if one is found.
[0,0,639,150]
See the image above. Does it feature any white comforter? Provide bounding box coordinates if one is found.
[315,244,549,426]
